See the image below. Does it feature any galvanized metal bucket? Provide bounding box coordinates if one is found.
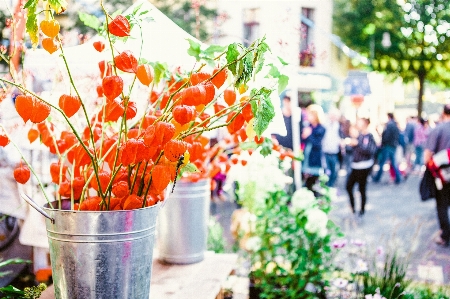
[42,200,159,299]
[158,179,210,264]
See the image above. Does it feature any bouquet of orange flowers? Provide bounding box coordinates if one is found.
[0,0,288,212]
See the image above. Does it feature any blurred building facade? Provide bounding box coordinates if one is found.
[215,0,406,125]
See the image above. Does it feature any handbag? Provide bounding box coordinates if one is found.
[419,168,437,201]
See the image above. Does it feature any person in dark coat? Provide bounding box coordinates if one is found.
[373,113,402,184]
[424,104,450,247]
[301,104,326,192]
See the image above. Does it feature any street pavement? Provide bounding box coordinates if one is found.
[211,167,450,285]
[331,169,450,284]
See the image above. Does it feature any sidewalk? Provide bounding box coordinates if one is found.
[331,170,450,284]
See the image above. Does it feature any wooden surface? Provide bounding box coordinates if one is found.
[39,252,237,299]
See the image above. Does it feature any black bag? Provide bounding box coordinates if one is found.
[419,168,437,201]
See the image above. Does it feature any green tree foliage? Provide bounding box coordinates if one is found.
[334,0,450,116]
[150,0,217,42]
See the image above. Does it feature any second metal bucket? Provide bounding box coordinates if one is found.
[43,201,159,299]
[158,179,210,264]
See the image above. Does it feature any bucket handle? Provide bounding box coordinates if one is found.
[20,193,55,224]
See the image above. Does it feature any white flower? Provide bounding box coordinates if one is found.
[333,278,348,289]
[245,236,262,252]
[355,259,368,273]
[290,188,317,213]
[304,208,328,237]
[365,294,387,299]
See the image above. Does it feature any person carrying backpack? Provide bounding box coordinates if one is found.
[424,104,450,247]
[346,118,378,216]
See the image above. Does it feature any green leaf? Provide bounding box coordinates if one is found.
[267,63,281,78]
[0,285,25,296]
[25,2,38,48]
[277,74,289,95]
[179,163,199,177]
[48,0,68,14]
[23,0,37,9]
[150,62,168,85]
[253,39,269,74]
[203,44,226,57]
[251,87,275,137]
[78,12,101,31]
[132,2,144,15]
[187,38,201,61]
[226,43,240,75]
[235,53,253,87]
[277,56,289,66]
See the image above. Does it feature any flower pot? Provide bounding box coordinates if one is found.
[158,179,210,264]
[43,200,159,299]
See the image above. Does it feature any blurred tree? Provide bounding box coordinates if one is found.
[150,0,217,42]
[334,0,450,117]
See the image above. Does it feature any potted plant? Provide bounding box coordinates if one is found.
[0,0,288,297]
[234,173,339,299]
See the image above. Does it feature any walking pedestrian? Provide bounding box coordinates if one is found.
[301,104,325,192]
[373,113,402,184]
[413,117,429,171]
[346,118,378,216]
[424,104,450,247]
[322,108,342,187]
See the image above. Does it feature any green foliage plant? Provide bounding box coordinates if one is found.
[248,183,339,299]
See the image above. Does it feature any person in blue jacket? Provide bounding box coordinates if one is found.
[301,104,326,192]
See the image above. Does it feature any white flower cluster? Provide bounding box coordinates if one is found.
[291,188,328,237]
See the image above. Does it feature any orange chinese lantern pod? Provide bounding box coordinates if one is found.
[40,19,60,38]
[159,93,170,109]
[213,103,227,117]
[136,64,153,86]
[15,95,50,123]
[102,75,123,100]
[164,140,188,162]
[238,83,248,94]
[27,129,39,144]
[127,128,140,139]
[124,101,137,120]
[211,67,227,89]
[141,114,157,129]
[14,164,30,184]
[59,94,81,118]
[93,40,105,52]
[157,121,176,146]
[226,112,245,135]
[42,38,59,54]
[198,112,210,127]
[172,105,195,125]
[0,133,9,147]
[240,159,248,166]
[114,50,138,73]
[151,165,172,193]
[98,60,113,78]
[254,136,264,144]
[120,139,143,166]
[190,72,210,86]
[96,85,104,97]
[108,15,130,37]
[180,85,206,106]
[108,197,122,210]
[123,194,143,210]
[145,194,159,207]
[224,89,236,106]
[104,99,125,122]
[90,171,111,193]
[112,181,129,198]
[202,82,215,104]
[230,155,239,165]
[80,196,102,211]
[187,141,204,162]
[241,102,253,122]
[50,162,67,184]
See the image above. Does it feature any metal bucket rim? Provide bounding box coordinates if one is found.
[42,201,161,213]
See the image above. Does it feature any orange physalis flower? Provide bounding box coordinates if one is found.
[14,164,30,184]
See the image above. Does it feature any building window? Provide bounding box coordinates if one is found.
[243,8,260,47]
[300,7,315,67]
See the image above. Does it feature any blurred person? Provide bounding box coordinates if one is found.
[322,108,342,187]
[339,116,353,174]
[424,104,450,247]
[272,95,293,150]
[301,104,326,192]
[404,116,417,167]
[346,118,377,216]
[373,113,402,184]
[413,117,429,171]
